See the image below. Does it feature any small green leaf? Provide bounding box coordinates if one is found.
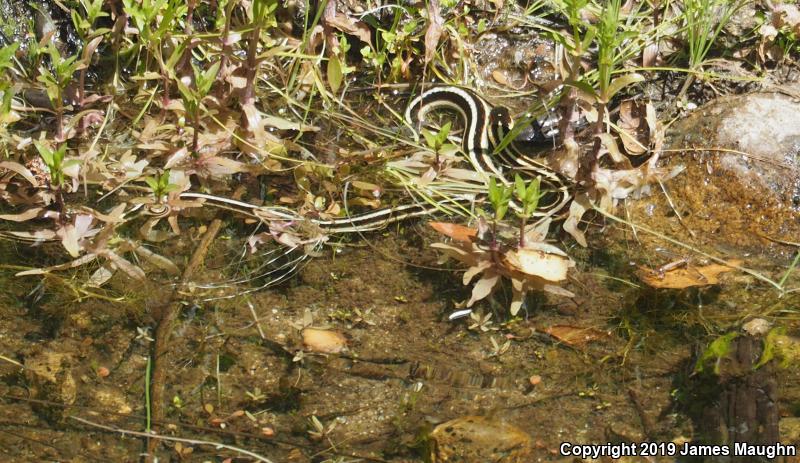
[564,79,599,102]
[159,170,171,186]
[580,25,597,52]
[34,141,55,167]
[196,61,221,97]
[436,122,451,146]
[694,332,740,375]
[0,43,18,71]
[421,129,437,150]
[605,73,646,101]
[327,56,343,94]
[514,174,525,200]
[144,176,159,192]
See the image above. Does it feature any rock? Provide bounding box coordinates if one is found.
[24,351,77,420]
[429,416,532,462]
[625,90,800,261]
[89,385,133,421]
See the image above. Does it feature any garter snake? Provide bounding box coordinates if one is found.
[174,86,573,233]
[401,85,571,219]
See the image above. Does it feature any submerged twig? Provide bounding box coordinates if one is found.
[70,415,276,463]
[147,217,223,459]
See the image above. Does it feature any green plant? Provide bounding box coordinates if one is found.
[513,174,542,248]
[678,0,747,99]
[242,0,278,108]
[0,43,18,124]
[360,9,421,82]
[144,169,179,202]
[421,121,457,166]
[36,43,82,140]
[561,0,644,180]
[71,0,110,41]
[486,176,512,247]
[175,61,221,155]
[34,141,70,188]
[487,176,511,223]
[122,0,188,105]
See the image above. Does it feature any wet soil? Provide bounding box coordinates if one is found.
[2,217,800,462]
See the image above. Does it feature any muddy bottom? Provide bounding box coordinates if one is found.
[1,222,799,462]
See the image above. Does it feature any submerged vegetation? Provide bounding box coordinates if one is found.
[1,0,800,460]
[0,0,776,296]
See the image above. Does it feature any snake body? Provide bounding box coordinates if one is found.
[176,86,572,232]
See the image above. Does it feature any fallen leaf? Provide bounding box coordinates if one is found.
[642,42,659,67]
[468,272,500,306]
[616,100,650,156]
[492,70,509,85]
[424,0,444,64]
[324,10,372,45]
[502,244,574,282]
[429,221,477,243]
[302,328,347,354]
[0,161,39,187]
[0,207,44,222]
[637,259,742,289]
[544,325,608,348]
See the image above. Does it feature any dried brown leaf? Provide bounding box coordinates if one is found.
[325,12,372,45]
[0,207,44,222]
[0,161,39,187]
[429,221,477,243]
[637,259,743,289]
[544,325,608,348]
[468,272,500,306]
[424,0,444,64]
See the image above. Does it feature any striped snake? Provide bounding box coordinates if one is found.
[174,86,572,233]
[1,87,572,293]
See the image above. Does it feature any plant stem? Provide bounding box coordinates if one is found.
[217,0,235,99]
[581,102,607,184]
[518,216,526,248]
[243,21,261,109]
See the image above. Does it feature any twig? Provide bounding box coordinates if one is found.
[70,415,276,463]
[0,354,23,369]
[247,301,266,339]
[657,178,696,238]
[147,218,223,459]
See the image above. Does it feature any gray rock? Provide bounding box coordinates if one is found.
[625,89,800,261]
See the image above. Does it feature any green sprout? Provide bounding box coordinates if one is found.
[0,43,18,122]
[36,43,82,140]
[487,176,511,222]
[678,0,747,100]
[513,174,543,248]
[421,121,451,152]
[33,141,70,188]
[421,121,458,167]
[175,60,221,155]
[144,169,179,202]
[485,177,512,246]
